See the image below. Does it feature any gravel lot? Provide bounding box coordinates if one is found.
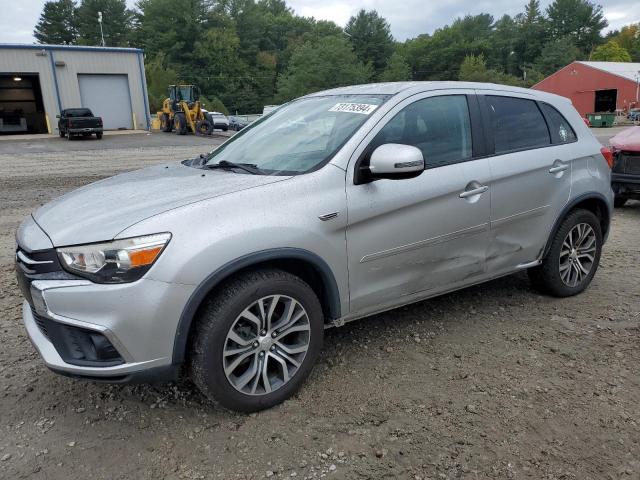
[1,131,639,479]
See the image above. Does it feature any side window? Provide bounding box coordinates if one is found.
[486,96,550,153]
[370,95,473,169]
[539,102,577,144]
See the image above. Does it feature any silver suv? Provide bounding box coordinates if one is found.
[16,82,614,412]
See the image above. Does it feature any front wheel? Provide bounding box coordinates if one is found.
[528,209,602,297]
[189,269,324,412]
[174,112,187,135]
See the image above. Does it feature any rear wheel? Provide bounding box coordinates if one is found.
[196,119,213,135]
[96,132,103,140]
[59,129,65,138]
[160,113,172,132]
[174,112,187,135]
[528,209,602,297]
[67,133,74,141]
[614,196,627,208]
[189,269,324,412]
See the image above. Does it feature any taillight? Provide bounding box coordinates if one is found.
[600,146,614,169]
[68,118,73,128]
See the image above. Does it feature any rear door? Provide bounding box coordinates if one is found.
[478,92,573,271]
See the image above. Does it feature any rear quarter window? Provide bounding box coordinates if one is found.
[486,96,550,154]
[539,103,577,144]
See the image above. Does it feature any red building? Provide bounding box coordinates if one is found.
[532,61,640,117]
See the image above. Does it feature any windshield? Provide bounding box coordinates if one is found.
[205,94,388,175]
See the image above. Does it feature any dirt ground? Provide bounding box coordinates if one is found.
[1,132,639,480]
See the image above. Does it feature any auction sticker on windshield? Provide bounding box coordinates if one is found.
[329,103,378,115]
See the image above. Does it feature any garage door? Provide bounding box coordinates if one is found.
[78,74,133,130]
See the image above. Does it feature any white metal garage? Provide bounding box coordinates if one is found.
[78,74,133,130]
[0,44,150,135]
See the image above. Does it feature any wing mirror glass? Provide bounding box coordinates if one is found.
[56,114,60,118]
[363,143,425,182]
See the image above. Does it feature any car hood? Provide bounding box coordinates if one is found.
[33,162,287,246]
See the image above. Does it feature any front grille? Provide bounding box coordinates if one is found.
[15,246,78,307]
[31,310,124,367]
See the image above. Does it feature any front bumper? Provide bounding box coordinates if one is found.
[22,277,194,381]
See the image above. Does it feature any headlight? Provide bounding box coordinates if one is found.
[57,233,171,283]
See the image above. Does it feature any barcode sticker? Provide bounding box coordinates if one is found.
[329,103,378,115]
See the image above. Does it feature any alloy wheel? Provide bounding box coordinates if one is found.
[223,295,311,395]
[559,223,597,287]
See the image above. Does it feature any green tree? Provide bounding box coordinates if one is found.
[609,24,640,61]
[406,14,494,81]
[510,0,547,76]
[145,54,179,112]
[535,36,581,75]
[344,9,394,78]
[199,94,228,115]
[34,0,79,44]
[380,50,411,81]
[591,40,632,61]
[459,53,523,86]
[135,0,209,77]
[546,0,607,54]
[276,36,372,102]
[76,0,133,46]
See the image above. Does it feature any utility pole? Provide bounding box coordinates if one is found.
[98,11,106,47]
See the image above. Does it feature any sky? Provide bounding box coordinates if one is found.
[1,0,639,44]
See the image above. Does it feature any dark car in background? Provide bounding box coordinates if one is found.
[229,116,250,131]
[57,108,103,140]
[610,126,640,207]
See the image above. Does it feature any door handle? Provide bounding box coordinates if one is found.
[549,163,568,174]
[459,185,488,198]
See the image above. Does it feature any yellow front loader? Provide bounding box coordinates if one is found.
[157,84,213,135]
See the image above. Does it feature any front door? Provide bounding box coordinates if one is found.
[345,93,492,315]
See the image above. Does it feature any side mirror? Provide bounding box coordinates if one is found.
[56,115,60,118]
[364,143,425,182]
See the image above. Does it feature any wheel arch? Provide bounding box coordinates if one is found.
[172,248,341,365]
[541,192,611,259]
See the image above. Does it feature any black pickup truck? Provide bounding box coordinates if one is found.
[57,108,103,140]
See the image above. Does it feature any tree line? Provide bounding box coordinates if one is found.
[33,0,640,114]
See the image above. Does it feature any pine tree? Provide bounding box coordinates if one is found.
[34,0,78,45]
[345,10,394,79]
[76,0,132,47]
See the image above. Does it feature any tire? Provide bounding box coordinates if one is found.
[174,112,187,135]
[67,133,74,141]
[222,125,228,131]
[195,119,213,136]
[189,269,324,412]
[614,197,627,208]
[96,132,103,140]
[160,113,172,133]
[59,129,65,138]
[528,209,602,297]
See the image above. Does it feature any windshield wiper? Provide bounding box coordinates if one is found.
[205,160,264,175]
